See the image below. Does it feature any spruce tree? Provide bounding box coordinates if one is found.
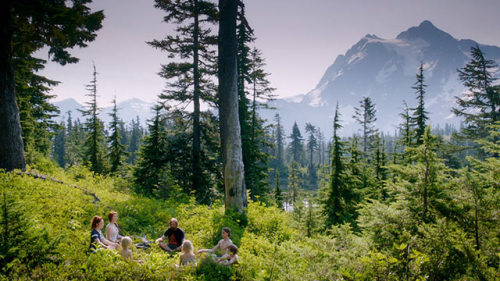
[288,122,304,164]
[52,121,66,168]
[0,0,104,171]
[65,114,85,167]
[324,104,350,227]
[14,55,60,157]
[273,113,285,167]
[127,116,143,164]
[134,104,169,196]
[274,169,283,208]
[455,45,499,142]
[412,63,428,145]
[107,97,128,174]
[353,96,377,156]
[81,64,107,174]
[305,123,318,189]
[149,0,218,202]
[288,160,301,205]
[397,100,414,162]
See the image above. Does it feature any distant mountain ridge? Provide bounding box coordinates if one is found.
[53,98,155,127]
[263,20,500,137]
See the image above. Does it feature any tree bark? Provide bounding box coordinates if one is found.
[218,0,247,212]
[192,0,202,200]
[0,3,26,171]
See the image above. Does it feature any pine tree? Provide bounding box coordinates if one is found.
[149,0,218,202]
[107,97,128,174]
[0,0,104,171]
[455,45,499,142]
[353,96,377,156]
[81,64,107,174]
[412,63,428,145]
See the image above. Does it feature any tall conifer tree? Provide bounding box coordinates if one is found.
[134,104,169,196]
[81,64,107,174]
[455,45,499,142]
[149,0,218,201]
[412,63,428,145]
[107,97,128,174]
[353,96,377,156]
[288,122,304,164]
[324,104,351,227]
[0,0,104,171]
[219,0,246,211]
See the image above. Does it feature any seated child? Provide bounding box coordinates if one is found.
[120,236,143,263]
[179,240,196,266]
[217,244,239,266]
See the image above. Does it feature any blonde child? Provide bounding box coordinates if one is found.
[120,236,143,263]
[179,240,196,266]
[217,244,239,266]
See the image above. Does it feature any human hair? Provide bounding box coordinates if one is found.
[108,211,120,231]
[181,240,194,254]
[228,244,238,255]
[91,216,103,229]
[121,236,132,249]
[108,211,118,222]
[222,227,231,237]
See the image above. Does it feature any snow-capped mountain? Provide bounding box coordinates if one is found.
[263,20,500,137]
[53,98,155,127]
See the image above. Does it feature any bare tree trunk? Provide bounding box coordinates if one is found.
[192,0,202,200]
[0,3,26,171]
[218,0,247,212]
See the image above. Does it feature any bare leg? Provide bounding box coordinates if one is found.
[159,242,170,252]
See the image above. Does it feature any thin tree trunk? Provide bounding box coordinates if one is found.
[474,196,480,251]
[192,0,202,199]
[219,0,246,212]
[0,4,26,171]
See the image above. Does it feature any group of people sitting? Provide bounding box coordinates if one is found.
[89,212,239,266]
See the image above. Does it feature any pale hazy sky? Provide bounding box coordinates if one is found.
[37,0,500,106]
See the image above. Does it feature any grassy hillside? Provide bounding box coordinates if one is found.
[0,157,497,280]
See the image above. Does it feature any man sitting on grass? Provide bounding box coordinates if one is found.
[155,218,184,252]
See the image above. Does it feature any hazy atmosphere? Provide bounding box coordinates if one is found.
[38,0,500,105]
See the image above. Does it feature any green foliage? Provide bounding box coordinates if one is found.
[107,97,128,174]
[353,96,378,155]
[1,146,498,280]
[412,63,429,145]
[455,45,499,141]
[81,64,108,174]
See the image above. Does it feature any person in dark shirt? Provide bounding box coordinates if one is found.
[155,218,185,252]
